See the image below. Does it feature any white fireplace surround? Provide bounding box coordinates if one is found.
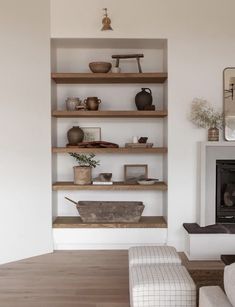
[199,142,235,226]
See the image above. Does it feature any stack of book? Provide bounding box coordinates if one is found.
[125,143,153,148]
[92,181,113,185]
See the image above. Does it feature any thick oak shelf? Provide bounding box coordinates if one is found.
[51,72,168,84]
[52,110,168,118]
[53,216,167,228]
[52,147,167,154]
[52,181,167,191]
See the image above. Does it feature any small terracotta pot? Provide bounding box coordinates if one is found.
[74,166,92,185]
[208,127,219,141]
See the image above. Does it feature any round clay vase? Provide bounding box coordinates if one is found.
[74,166,92,185]
[135,88,153,110]
[67,126,84,145]
[208,127,219,141]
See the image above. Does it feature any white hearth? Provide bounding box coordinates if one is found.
[199,142,235,227]
[185,141,235,260]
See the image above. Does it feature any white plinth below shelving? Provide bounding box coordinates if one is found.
[53,228,167,250]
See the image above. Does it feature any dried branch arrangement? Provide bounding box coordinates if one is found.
[190,98,223,129]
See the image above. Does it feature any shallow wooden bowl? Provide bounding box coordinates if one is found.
[89,62,112,73]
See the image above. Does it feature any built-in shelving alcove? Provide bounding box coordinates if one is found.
[51,38,168,249]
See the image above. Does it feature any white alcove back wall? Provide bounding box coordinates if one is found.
[52,42,167,218]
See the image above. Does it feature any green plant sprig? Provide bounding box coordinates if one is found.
[69,153,100,168]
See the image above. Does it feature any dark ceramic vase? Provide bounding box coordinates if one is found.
[135,88,153,110]
[67,126,84,145]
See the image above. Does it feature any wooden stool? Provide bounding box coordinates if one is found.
[112,54,144,73]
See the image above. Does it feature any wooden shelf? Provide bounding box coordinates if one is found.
[52,147,167,154]
[52,181,167,191]
[51,72,167,84]
[53,216,167,228]
[52,110,168,118]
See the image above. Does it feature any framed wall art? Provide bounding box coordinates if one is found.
[81,127,101,142]
[124,164,148,183]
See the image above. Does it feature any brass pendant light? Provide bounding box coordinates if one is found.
[101,8,113,31]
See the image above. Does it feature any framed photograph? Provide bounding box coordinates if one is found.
[124,164,148,183]
[81,127,101,142]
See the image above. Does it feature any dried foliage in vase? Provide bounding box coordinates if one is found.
[190,98,223,129]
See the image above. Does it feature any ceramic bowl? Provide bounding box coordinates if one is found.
[137,179,159,185]
[100,173,112,181]
[89,62,112,73]
[138,137,148,144]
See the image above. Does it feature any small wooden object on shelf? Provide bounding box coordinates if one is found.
[144,105,155,110]
[112,54,144,73]
[89,62,111,73]
[125,143,153,148]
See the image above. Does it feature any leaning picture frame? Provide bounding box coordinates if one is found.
[124,164,148,183]
[81,127,101,142]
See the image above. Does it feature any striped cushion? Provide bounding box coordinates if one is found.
[130,264,196,307]
[129,246,181,266]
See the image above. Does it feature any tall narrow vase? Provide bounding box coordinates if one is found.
[208,127,219,141]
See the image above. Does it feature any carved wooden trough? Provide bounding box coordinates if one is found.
[65,197,144,222]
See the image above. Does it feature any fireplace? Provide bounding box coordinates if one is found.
[216,160,235,223]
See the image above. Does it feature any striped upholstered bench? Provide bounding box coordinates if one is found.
[129,246,182,267]
[129,264,196,307]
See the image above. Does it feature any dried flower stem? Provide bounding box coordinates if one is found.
[190,98,223,129]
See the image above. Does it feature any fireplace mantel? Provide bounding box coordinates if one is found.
[199,141,235,226]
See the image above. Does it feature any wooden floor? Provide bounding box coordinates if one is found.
[0,251,224,307]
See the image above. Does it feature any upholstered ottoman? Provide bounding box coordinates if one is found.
[130,264,196,307]
[129,246,181,267]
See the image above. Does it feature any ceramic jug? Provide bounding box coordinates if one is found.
[66,97,82,111]
[84,97,101,111]
[135,88,153,110]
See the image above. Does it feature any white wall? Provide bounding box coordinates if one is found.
[0,0,52,264]
[51,0,235,250]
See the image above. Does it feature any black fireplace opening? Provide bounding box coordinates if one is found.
[216,160,235,223]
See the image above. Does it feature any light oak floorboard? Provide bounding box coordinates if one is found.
[0,250,224,307]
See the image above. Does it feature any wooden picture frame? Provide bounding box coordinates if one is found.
[124,164,148,183]
[81,127,101,142]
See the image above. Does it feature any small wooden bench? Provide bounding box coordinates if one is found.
[112,54,144,73]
